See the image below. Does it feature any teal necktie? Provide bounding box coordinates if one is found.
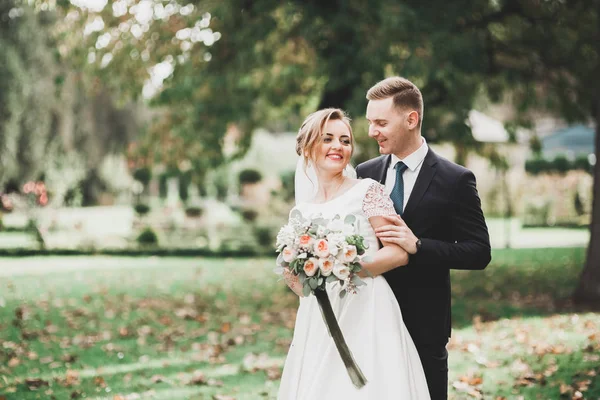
[390,161,408,215]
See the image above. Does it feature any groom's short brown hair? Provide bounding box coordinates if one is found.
[367,77,424,128]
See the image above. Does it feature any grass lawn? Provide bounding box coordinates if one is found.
[0,248,598,400]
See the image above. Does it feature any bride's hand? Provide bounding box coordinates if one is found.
[283,268,304,297]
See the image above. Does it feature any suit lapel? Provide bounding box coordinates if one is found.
[402,149,438,217]
[376,155,392,184]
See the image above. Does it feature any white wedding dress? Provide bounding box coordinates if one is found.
[278,178,431,400]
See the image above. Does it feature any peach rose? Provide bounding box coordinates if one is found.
[318,257,334,276]
[282,246,297,263]
[299,234,314,248]
[341,245,358,263]
[333,263,350,280]
[313,239,330,258]
[303,258,318,277]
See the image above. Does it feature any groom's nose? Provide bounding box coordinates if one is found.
[368,125,378,138]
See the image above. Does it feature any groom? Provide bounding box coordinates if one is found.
[355,77,491,400]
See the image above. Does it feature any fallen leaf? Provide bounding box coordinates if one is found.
[94,376,107,387]
[8,358,20,368]
[221,322,231,333]
[65,370,80,386]
[189,371,207,385]
[560,383,572,395]
[212,395,235,400]
[266,366,282,380]
[25,378,49,390]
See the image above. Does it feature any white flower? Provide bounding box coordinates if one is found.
[282,247,297,263]
[326,232,345,249]
[340,245,358,263]
[342,223,356,236]
[329,245,340,257]
[276,224,296,249]
[327,219,344,232]
[318,257,334,276]
[316,225,327,237]
[333,262,350,280]
[313,239,330,258]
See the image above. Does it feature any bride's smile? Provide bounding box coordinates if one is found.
[315,119,353,174]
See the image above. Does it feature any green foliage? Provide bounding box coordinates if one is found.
[573,155,593,173]
[278,170,295,202]
[134,203,151,216]
[526,155,594,175]
[241,209,259,222]
[552,155,570,174]
[185,206,203,217]
[254,225,275,248]
[133,167,152,186]
[0,2,58,185]
[238,169,263,185]
[136,228,158,246]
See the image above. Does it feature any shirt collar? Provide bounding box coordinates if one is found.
[390,137,428,172]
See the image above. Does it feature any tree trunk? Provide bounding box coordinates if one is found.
[573,109,600,306]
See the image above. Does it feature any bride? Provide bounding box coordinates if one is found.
[277,108,430,399]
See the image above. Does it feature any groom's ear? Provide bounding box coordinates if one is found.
[406,111,419,130]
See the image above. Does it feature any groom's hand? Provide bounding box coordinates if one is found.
[374,215,419,254]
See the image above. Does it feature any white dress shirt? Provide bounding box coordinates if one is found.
[384,137,429,211]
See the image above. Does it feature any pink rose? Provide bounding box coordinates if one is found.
[303,258,318,276]
[282,246,297,263]
[318,258,334,276]
[299,234,314,248]
[313,239,330,258]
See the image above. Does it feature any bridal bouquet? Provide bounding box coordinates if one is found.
[275,210,370,388]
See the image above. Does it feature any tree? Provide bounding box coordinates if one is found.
[0,1,143,204]
[446,0,600,304]
[50,0,599,301]
[0,1,57,185]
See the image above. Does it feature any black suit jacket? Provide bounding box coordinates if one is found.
[356,148,491,345]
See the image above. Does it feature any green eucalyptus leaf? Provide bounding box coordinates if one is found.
[302,284,312,297]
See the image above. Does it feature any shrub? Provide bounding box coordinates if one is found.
[279,170,295,202]
[185,206,204,218]
[137,228,158,246]
[159,174,168,198]
[133,167,152,186]
[254,225,275,249]
[238,169,262,185]
[573,155,592,173]
[525,158,549,175]
[241,209,259,222]
[550,155,570,174]
[179,171,192,201]
[134,203,151,216]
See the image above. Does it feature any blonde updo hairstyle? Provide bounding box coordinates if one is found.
[295,108,354,169]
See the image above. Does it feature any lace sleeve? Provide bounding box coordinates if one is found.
[362,181,397,218]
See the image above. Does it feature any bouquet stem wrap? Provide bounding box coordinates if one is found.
[314,288,368,389]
